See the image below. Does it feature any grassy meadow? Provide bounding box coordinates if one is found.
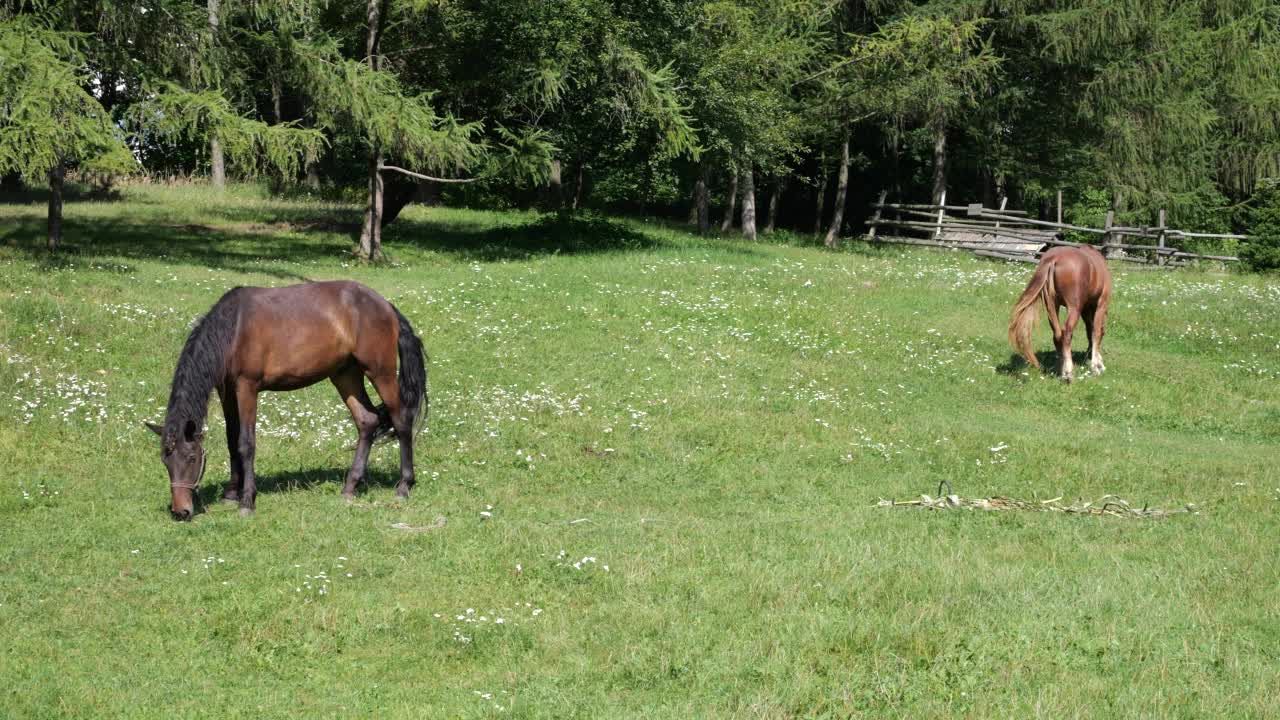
[1,183,1278,718]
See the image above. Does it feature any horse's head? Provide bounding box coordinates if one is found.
[145,420,206,521]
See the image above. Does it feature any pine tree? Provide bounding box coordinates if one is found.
[991,0,1280,215]
[0,18,134,249]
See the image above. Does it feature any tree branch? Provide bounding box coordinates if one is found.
[792,56,864,88]
[378,164,479,183]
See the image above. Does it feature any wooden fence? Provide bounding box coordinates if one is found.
[864,190,1246,267]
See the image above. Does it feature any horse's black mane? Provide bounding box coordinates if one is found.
[163,288,242,444]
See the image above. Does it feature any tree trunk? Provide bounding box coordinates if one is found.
[305,161,321,189]
[544,158,563,210]
[300,22,322,191]
[572,161,585,209]
[268,75,286,194]
[357,0,385,260]
[302,112,321,189]
[695,164,710,234]
[210,138,226,188]
[741,169,757,241]
[720,169,738,232]
[765,178,782,234]
[208,0,225,189]
[47,163,65,251]
[359,151,384,260]
[890,135,902,200]
[687,182,699,225]
[824,129,850,248]
[270,77,283,124]
[637,161,651,216]
[931,123,947,206]
[813,157,827,237]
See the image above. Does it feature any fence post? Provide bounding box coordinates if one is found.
[1056,189,1063,225]
[1156,208,1167,266]
[935,189,946,240]
[1103,209,1117,258]
[994,196,1008,229]
[867,189,887,240]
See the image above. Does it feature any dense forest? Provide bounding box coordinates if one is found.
[4,0,1280,267]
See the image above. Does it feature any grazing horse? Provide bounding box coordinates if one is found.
[146,281,427,520]
[1008,245,1112,382]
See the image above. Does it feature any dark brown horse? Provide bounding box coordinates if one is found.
[146,281,427,520]
[1008,245,1112,382]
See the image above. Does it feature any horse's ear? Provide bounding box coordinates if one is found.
[145,422,164,437]
[183,420,204,443]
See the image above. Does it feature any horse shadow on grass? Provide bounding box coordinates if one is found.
[996,350,1094,378]
[189,467,403,516]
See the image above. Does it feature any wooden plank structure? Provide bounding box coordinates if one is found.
[864,193,1244,268]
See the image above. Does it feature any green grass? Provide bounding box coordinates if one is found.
[1,183,1278,718]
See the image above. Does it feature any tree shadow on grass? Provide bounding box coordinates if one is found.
[1,217,332,281]
[3,206,674,273]
[386,211,663,262]
[0,184,127,206]
[195,202,669,262]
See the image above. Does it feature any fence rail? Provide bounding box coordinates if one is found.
[863,191,1243,267]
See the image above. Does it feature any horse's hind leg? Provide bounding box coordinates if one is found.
[1089,298,1109,375]
[1043,296,1064,374]
[332,367,380,498]
[218,385,243,503]
[1060,306,1082,382]
[369,373,415,499]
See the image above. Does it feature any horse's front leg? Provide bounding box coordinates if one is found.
[234,382,260,517]
[218,385,243,503]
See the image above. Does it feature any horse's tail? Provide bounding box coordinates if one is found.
[1008,257,1057,368]
[372,306,428,444]
[393,306,428,437]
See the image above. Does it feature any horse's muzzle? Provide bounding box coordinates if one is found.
[170,506,193,522]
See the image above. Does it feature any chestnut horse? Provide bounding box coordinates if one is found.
[1008,245,1112,382]
[146,281,427,520]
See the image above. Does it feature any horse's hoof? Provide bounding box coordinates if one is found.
[239,507,255,518]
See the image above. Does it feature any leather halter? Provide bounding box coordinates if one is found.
[169,449,207,491]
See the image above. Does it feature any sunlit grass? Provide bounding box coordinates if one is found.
[1,183,1278,718]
